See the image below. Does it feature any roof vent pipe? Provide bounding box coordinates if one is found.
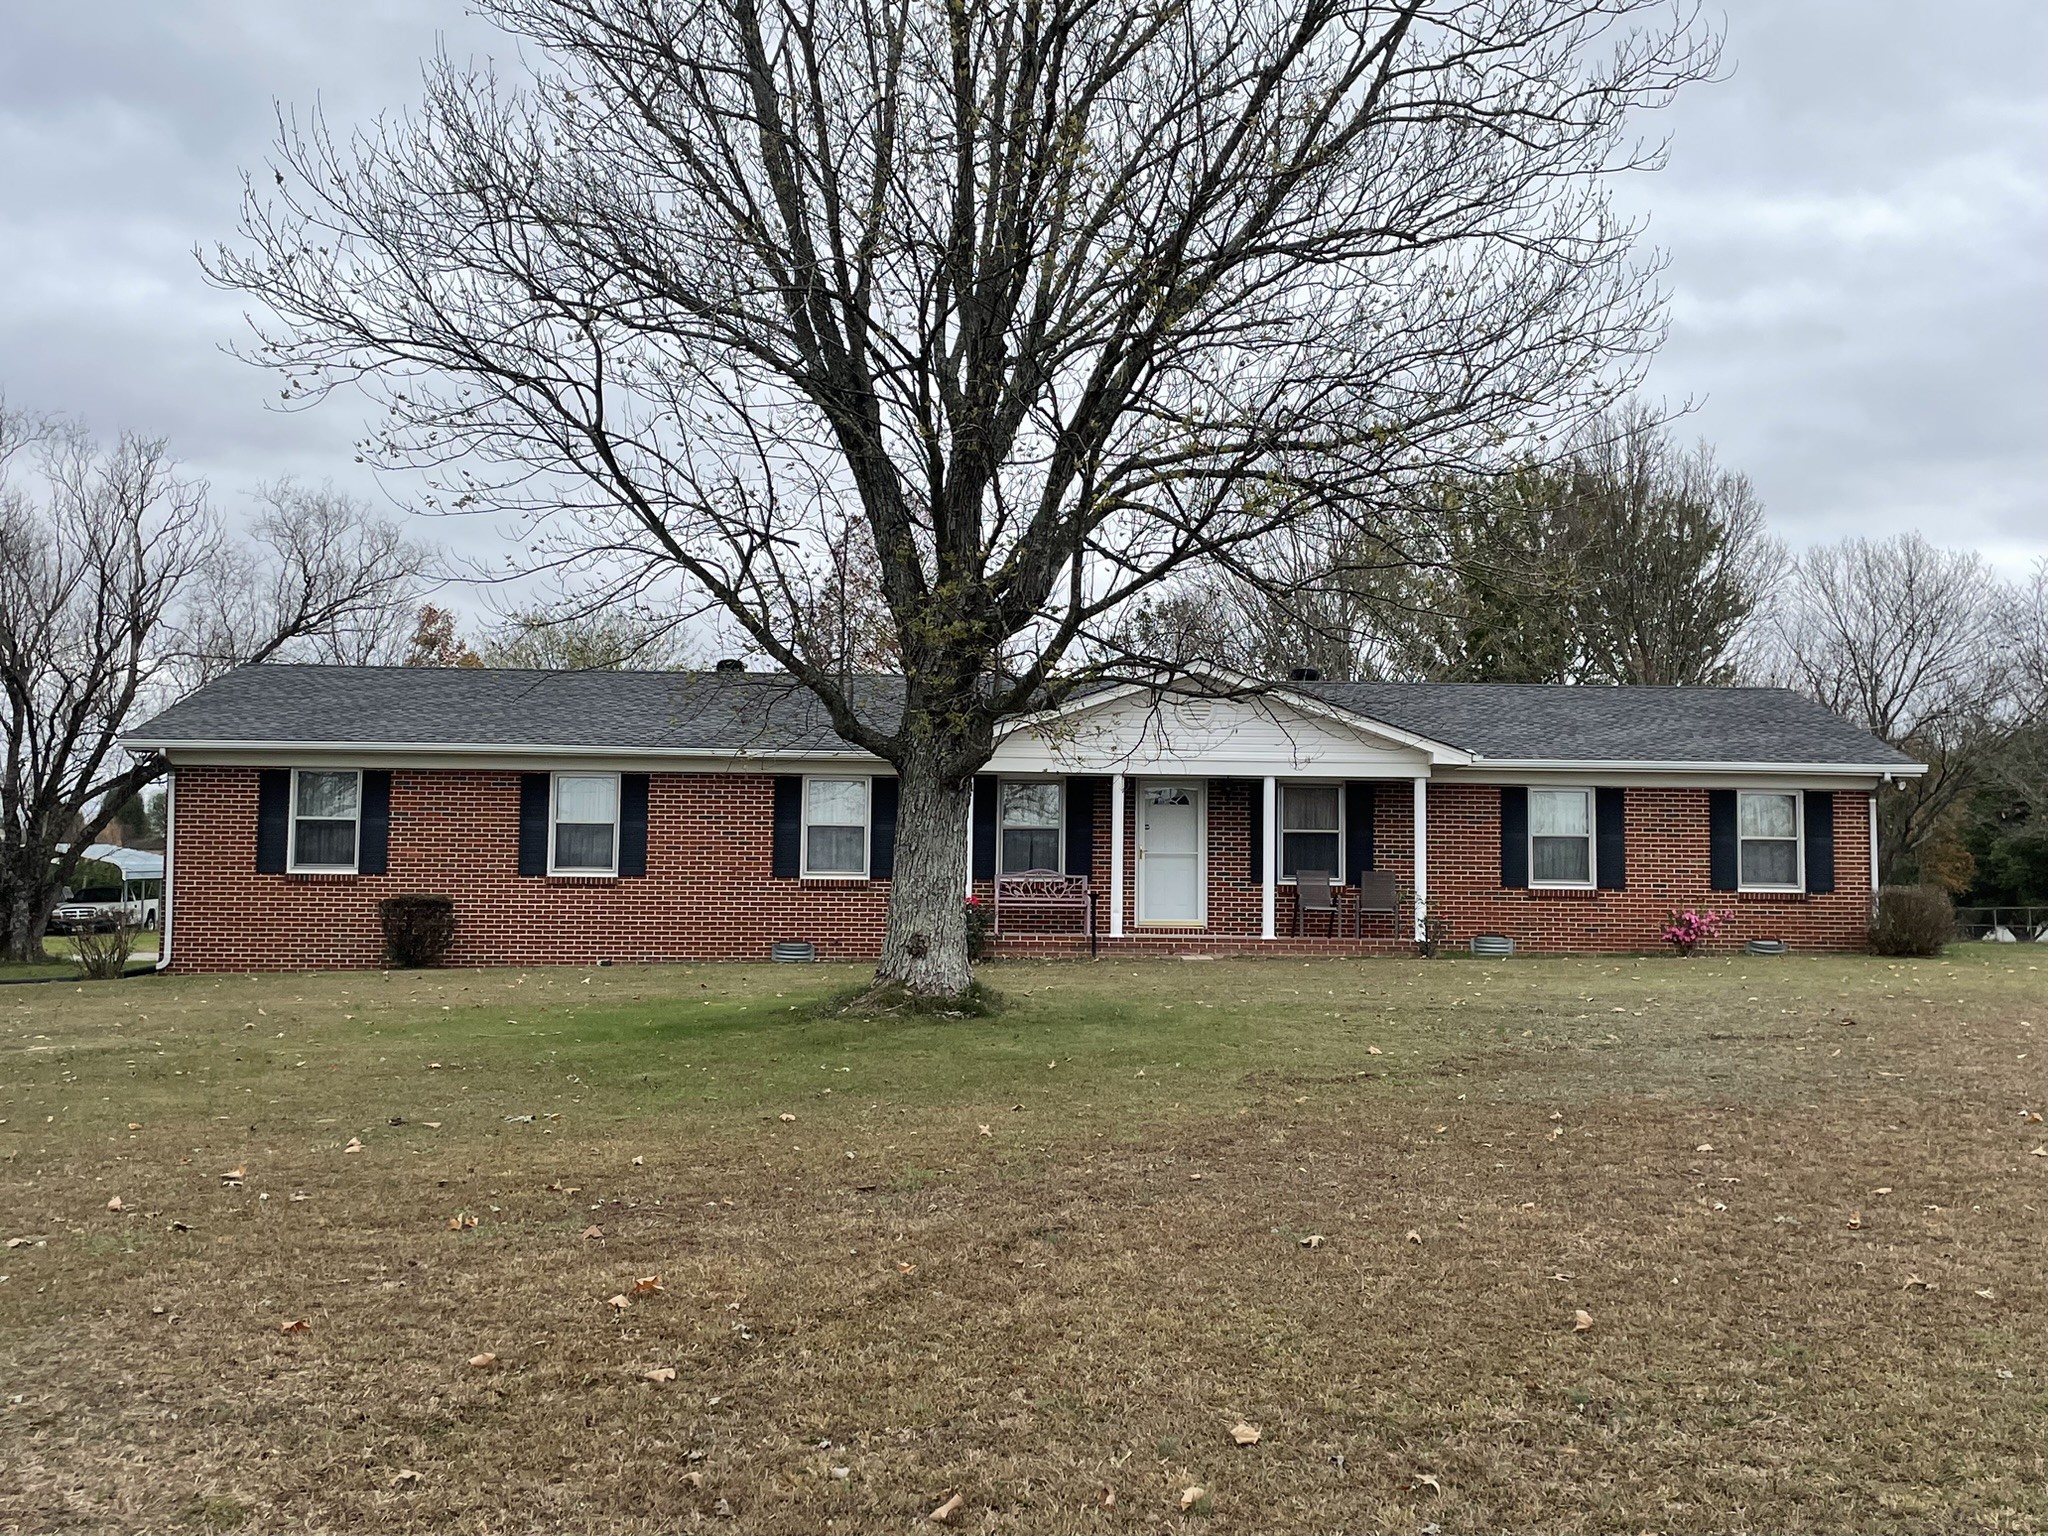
[714,658,746,673]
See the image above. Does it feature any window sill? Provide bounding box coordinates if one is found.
[283,870,359,882]
[799,874,877,885]
[1736,889,1810,902]
[1523,886,1599,900]
[547,873,619,884]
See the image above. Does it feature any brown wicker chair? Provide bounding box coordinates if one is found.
[1354,870,1400,937]
[1294,868,1340,936]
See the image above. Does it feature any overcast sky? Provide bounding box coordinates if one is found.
[1,1,2042,579]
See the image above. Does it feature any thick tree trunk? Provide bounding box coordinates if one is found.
[873,756,975,996]
[0,880,54,966]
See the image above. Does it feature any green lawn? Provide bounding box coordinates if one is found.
[2,948,2044,1532]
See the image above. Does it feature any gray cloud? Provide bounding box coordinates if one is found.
[1,0,2042,574]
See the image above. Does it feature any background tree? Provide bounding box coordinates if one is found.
[1963,559,2048,905]
[1126,402,1773,685]
[477,605,695,669]
[1769,533,2015,887]
[212,0,1716,996]
[0,402,430,963]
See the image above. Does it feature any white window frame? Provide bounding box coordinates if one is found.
[1277,781,1345,885]
[1737,789,1805,893]
[548,771,622,877]
[997,778,1066,876]
[287,768,363,875]
[801,774,872,880]
[1527,785,1596,890]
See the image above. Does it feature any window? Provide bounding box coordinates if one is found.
[1738,791,1801,889]
[999,781,1063,873]
[804,777,870,877]
[291,769,361,872]
[551,773,619,874]
[1528,787,1592,886]
[1280,784,1342,880]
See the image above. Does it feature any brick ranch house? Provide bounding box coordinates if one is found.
[123,665,1924,971]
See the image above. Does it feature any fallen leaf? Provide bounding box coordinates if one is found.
[607,1294,631,1311]
[222,1166,247,1183]
[643,1365,677,1383]
[105,1196,124,1212]
[778,1113,797,1123]
[2031,1146,2047,1158]
[1366,1044,1382,1055]
[680,1470,703,1489]
[631,1155,644,1166]
[631,1275,665,1295]
[1871,1186,1893,1196]
[1230,1421,1262,1445]
[977,1124,991,1137]
[1904,1275,1934,1291]
[467,1352,497,1369]
[127,1122,142,1130]
[1572,1309,1594,1332]
[1179,1486,1207,1511]
[447,1214,477,1230]
[929,1492,964,1524]
[343,1138,363,1154]
[1414,1472,1443,1494]
[1405,1229,1423,1245]
[1100,1488,1116,1509]
[423,1121,442,1129]
[1299,1234,1326,1249]
[279,1318,310,1334]
[392,1469,419,1487]
[1845,1211,1864,1230]
[896,1261,917,1275]
[1976,1288,1997,1300]
[830,1465,850,1480]
[582,1225,604,1241]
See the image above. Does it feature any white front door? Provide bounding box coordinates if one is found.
[1137,781,1205,924]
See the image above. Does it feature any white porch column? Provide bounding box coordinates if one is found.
[1110,773,1127,938]
[1869,790,1881,916]
[1261,775,1277,940]
[1412,775,1429,944]
[965,779,977,896]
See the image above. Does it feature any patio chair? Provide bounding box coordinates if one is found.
[1355,870,1399,938]
[1294,868,1340,937]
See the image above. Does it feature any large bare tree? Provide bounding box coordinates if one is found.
[1771,533,2015,886]
[0,404,430,962]
[210,0,1716,996]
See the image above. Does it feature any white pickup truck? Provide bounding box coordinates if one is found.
[48,882,158,934]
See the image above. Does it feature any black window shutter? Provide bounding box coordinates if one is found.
[256,769,290,874]
[359,770,392,876]
[770,776,803,879]
[1804,789,1835,894]
[1595,786,1626,890]
[1499,786,1528,889]
[618,773,650,877]
[869,776,899,880]
[518,773,551,877]
[1344,782,1374,883]
[1064,776,1098,877]
[1246,782,1263,884]
[1708,789,1738,891]
[971,774,998,881]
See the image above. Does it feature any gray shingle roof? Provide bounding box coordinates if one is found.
[125,664,1916,769]
[1300,680,1916,765]
[126,665,904,754]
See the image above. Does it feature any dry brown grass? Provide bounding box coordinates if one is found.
[2,950,2045,1533]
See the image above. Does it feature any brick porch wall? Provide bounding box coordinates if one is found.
[167,768,1873,972]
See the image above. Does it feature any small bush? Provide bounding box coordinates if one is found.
[1870,884,1954,957]
[72,923,135,980]
[379,894,457,968]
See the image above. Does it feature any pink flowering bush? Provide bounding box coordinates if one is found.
[1662,908,1727,956]
[963,895,990,960]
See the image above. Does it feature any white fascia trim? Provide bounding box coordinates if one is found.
[125,738,884,767]
[1456,759,1926,777]
[998,669,1474,767]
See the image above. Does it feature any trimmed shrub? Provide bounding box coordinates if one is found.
[72,922,135,980]
[379,894,457,968]
[1869,884,1954,957]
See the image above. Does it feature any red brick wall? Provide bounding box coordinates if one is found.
[166,766,891,971]
[168,768,1873,971]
